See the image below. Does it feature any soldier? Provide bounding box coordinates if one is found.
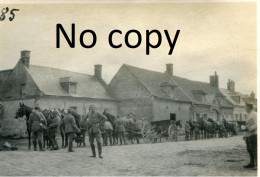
[194,122,200,140]
[48,110,61,150]
[131,112,141,144]
[62,108,81,152]
[28,106,47,151]
[115,116,127,145]
[185,121,191,141]
[103,120,113,146]
[242,103,257,170]
[86,104,107,158]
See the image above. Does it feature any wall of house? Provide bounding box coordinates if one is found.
[37,97,118,116]
[153,99,190,122]
[233,106,247,122]
[118,98,153,121]
[108,66,152,100]
[0,61,41,100]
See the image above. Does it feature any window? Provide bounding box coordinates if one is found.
[20,84,26,95]
[69,83,77,94]
[240,114,242,121]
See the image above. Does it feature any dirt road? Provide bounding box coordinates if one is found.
[0,135,257,176]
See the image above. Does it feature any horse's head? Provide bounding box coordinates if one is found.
[176,120,182,128]
[15,103,26,119]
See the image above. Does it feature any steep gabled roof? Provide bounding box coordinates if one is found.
[121,64,232,107]
[219,88,246,107]
[27,65,115,100]
[123,64,192,102]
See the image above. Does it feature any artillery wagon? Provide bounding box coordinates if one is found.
[121,114,182,144]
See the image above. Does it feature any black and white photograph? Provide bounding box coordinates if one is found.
[0,0,258,176]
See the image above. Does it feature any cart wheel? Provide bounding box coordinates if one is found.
[142,122,154,143]
[168,125,178,142]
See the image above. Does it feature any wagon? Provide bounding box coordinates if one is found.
[122,117,182,144]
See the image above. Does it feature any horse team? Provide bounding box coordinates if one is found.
[185,118,238,141]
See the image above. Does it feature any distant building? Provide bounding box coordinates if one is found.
[0,50,256,137]
[0,50,118,137]
[108,64,234,125]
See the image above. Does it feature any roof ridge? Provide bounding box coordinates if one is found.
[123,64,216,87]
[123,64,166,75]
[0,69,13,72]
[30,65,92,76]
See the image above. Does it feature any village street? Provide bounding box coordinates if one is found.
[0,135,257,176]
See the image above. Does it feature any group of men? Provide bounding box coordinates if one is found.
[28,104,108,158]
[28,103,140,159]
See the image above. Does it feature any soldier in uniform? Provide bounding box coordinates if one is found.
[48,110,61,150]
[242,103,257,170]
[62,108,81,152]
[86,104,107,158]
[185,121,191,141]
[194,122,200,140]
[131,112,141,144]
[115,115,127,145]
[28,106,47,151]
[103,120,113,146]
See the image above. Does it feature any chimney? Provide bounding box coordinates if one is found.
[94,64,102,79]
[210,71,219,88]
[20,50,31,68]
[227,79,235,92]
[166,63,173,76]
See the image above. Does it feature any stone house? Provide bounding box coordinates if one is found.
[0,50,118,137]
[108,64,233,126]
[219,79,257,123]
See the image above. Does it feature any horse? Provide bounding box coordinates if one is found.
[15,103,33,149]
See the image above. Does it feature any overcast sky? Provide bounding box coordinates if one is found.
[0,2,257,95]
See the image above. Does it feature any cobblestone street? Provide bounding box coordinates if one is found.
[0,135,257,176]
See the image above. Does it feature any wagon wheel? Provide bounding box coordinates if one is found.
[168,124,178,142]
[142,122,155,143]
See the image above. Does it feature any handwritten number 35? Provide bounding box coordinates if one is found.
[0,7,20,21]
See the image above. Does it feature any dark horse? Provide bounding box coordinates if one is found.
[15,103,50,149]
[15,103,33,149]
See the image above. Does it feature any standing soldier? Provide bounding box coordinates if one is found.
[131,112,141,144]
[62,108,81,152]
[242,103,257,170]
[86,104,107,158]
[185,121,191,141]
[103,120,113,146]
[28,106,47,151]
[48,110,61,150]
[115,116,127,145]
[194,122,200,140]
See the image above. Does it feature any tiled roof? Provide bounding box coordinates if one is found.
[123,64,192,102]
[219,88,246,107]
[27,65,115,100]
[123,64,232,107]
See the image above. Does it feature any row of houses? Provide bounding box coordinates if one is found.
[0,50,257,137]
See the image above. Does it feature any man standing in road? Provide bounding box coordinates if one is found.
[28,106,47,151]
[86,104,107,158]
[62,108,81,152]
[185,121,191,141]
[242,103,257,170]
[49,110,61,150]
[115,115,127,145]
